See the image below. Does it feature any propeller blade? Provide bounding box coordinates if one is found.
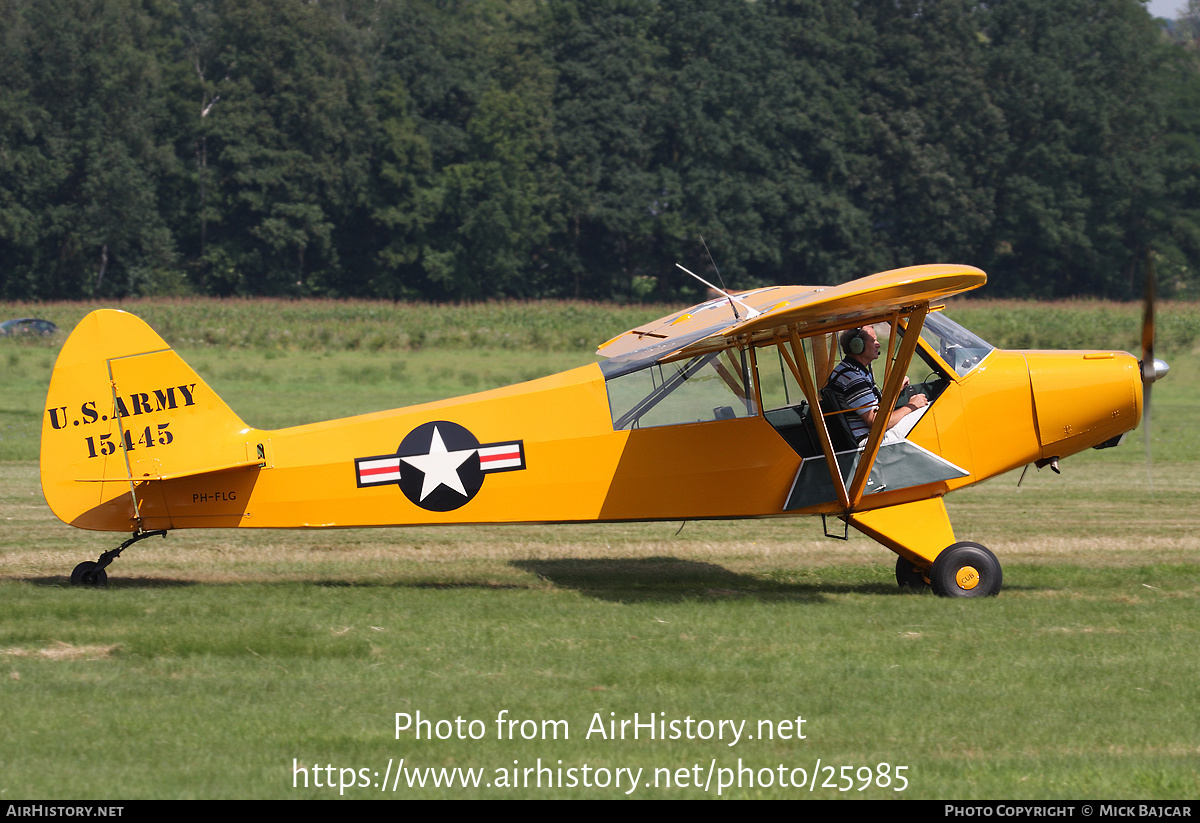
[1143,380,1153,491]
[1141,249,1157,490]
[1142,248,1156,385]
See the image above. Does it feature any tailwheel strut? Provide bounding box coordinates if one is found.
[70,530,168,587]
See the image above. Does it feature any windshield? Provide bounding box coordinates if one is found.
[917,312,994,376]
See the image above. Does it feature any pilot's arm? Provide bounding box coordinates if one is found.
[858,376,928,432]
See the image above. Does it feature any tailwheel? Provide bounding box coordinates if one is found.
[895,556,930,591]
[67,529,168,588]
[930,542,1002,597]
[70,561,108,588]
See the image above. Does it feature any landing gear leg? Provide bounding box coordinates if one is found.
[69,530,168,587]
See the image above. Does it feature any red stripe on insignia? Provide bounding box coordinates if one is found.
[480,450,518,464]
[478,443,523,472]
[357,458,402,484]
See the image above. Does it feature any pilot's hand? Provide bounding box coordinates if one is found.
[901,375,911,390]
[908,393,928,410]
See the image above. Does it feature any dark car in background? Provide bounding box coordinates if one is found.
[0,318,58,337]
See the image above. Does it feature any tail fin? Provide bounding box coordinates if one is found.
[40,310,259,531]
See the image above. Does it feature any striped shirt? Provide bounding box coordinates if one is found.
[827,358,881,442]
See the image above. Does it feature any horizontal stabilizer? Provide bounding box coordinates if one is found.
[75,457,266,483]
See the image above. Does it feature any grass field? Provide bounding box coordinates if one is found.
[0,299,1198,799]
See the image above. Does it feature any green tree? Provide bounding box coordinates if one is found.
[539,0,663,299]
[649,0,792,296]
[757,0,884,286]
[980,0,1170,297]
[369,76,438,300]
[846,1,1005,275]
[0,0,179,299]
[194,0,374,295]
[375,0,559,300]
[1153,34,1200,295]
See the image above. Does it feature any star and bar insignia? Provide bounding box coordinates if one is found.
[354,421,525,512]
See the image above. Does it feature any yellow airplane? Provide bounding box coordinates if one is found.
[39,264,1168,596]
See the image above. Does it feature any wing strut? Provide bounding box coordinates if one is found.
[847,306,928,508]
[780,327,851,510]
[879,313,901,396]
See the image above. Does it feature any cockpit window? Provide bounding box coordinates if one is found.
[917,312,995,376]
[606,348,757,430]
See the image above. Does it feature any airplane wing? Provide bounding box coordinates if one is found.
[596,264,986,376]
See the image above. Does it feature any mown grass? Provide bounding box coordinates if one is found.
[1,560,1197,799]
[0,299,1198,799]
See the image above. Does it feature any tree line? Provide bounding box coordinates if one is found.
[2,0,1199,303]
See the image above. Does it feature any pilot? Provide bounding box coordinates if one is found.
[828,326,927,443]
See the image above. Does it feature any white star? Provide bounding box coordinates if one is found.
[400,426,476,501]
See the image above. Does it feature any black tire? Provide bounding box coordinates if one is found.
[930,542,1001,597]
[70,561,108,587]
[895,556,930,591]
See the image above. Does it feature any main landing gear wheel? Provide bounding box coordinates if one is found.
[70,561,108,588]
[895,556,930,591]
[930,542,1002,597]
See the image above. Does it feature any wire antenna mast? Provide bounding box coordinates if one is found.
[675,240,761,321]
